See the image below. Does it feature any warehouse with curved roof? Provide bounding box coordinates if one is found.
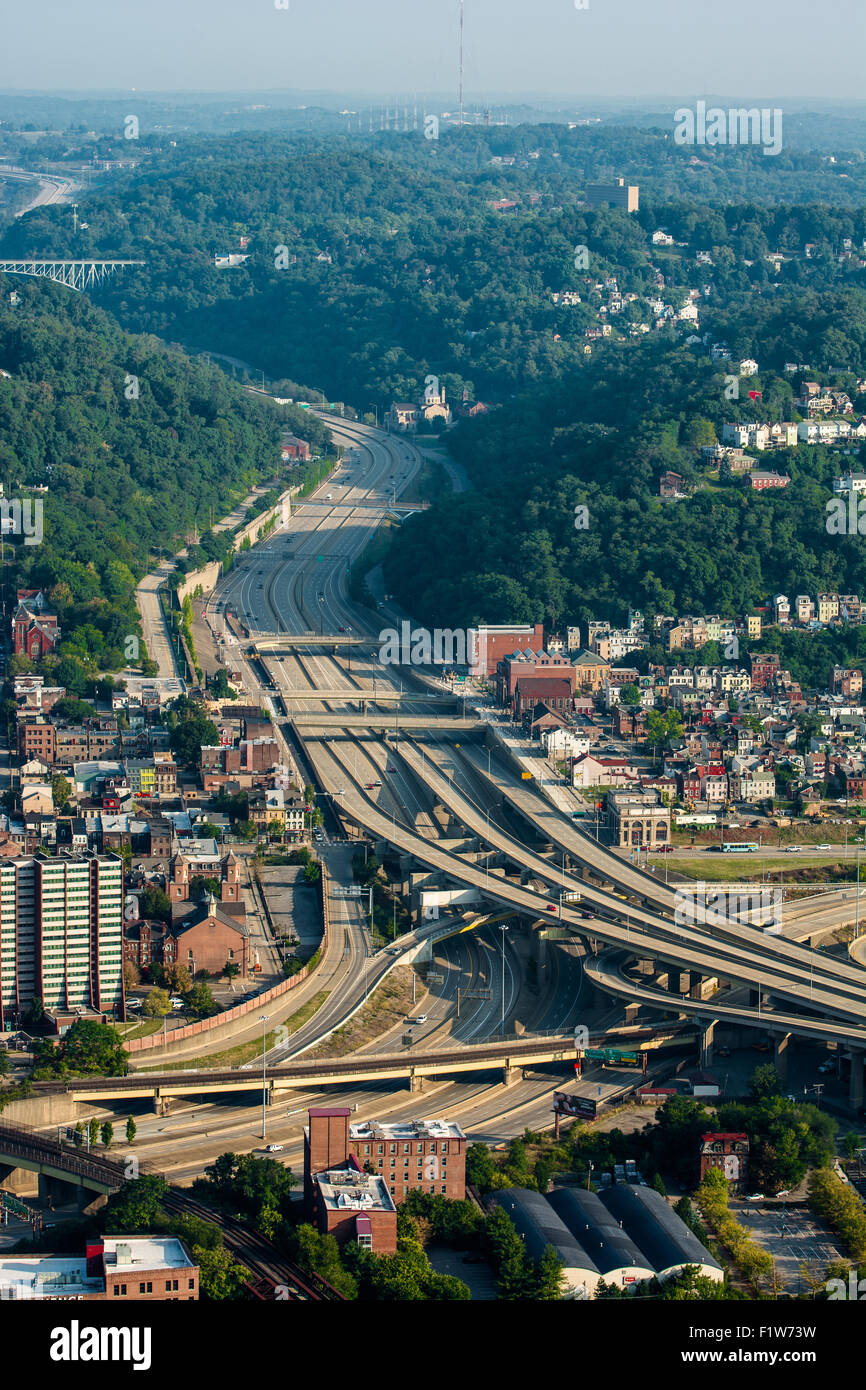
[491,1188,601,1299]
[600,1184,723,1282]
[548,1186,656,1289]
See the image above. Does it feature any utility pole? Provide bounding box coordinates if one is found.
[499,923,508,1033]
[260,1014,270,1140]
[458,0,465,128]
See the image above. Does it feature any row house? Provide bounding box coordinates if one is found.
[832,667,863,699]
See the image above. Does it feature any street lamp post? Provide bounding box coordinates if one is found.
[260,1014,270,1141]
[500,925,508,1035]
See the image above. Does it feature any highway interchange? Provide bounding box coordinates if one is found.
[113,413,866,1179]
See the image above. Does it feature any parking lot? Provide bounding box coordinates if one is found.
[734,1202,845,1290]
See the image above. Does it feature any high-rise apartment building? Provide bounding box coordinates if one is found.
[0,853,124,1029]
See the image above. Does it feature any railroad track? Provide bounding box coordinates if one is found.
[161,1189,344,1301]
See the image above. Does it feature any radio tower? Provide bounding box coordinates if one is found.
[458,0,464,127]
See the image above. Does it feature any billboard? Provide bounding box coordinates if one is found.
[553,1091,597,1119]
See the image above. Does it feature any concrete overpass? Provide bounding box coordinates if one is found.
[297,736,866,1051]
[52,1034,581,1108]
[253,632,368,650]
[279,689,458,705]
[292,715,484,731]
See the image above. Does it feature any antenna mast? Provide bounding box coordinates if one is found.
[458,0,464,127]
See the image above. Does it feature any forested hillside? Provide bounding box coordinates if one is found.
[3,127,865,416]
[383,286,866,645]
[0,276,328,678]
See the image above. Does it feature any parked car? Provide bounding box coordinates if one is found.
[265,1144,284,1153]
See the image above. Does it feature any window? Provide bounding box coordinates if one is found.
[113,1285,120,1296]
[389,1143,396,1154]
[139,1282,145,1294]
[188,1279,195,1290]
[364,1144,370,1155]
[357,1233,372,1250]
[403,1143,410,1154]
[165,1280,172,1292]
[441,1185,447,1194]
[377,1144,383,1154]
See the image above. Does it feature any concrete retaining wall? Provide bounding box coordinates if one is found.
[177,560,222,604]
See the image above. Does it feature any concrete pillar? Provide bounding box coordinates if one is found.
[700,1020,716,1068]
[774,1032,791,1082]
[688,971,703,1000]
[624,1003,640,1023]
[667,969,685,995]
[502,1064,519,1086]
[849,1053,864,1113]
[153,1094,173,1117]
[637,958,654,977]
[409,1072,425,1093]
[0,1164,38,1198]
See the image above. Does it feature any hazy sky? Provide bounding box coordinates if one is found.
[1,0,864,101]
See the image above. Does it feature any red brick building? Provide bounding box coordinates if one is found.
[0,1236,199,1301]
[477,623,545,678]
[699,1133,749,1193]
[12,601,60,660]
[304,1108,467,1253]
[749,652,781,691]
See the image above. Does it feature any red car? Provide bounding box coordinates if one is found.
[546,904,557,913]
[654,845,674,853]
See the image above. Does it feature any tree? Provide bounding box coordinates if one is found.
[652,1172,668,1198]
[184,982,218,1019]
[51,775,72,809]
[194,1245,251,1301]
[24,996,44,1027]
[750,1063,782,1101]
[73,1121,85,1148]
[619,683,642,707]
[101,1121,114,1150]
[0,1050,9,1078]
[88,1117,100,1149]
[143,988,172,1019]
[223,962,240,982]
[123,960,141,990]
[126,1117,137,1145]
[32,1020,128,1078]
[103,1175,169,1232]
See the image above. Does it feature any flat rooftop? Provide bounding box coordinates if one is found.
[315,1170,396,1214]
[349,1117,465,1141]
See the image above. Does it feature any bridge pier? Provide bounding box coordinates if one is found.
[849,1052,864,1113]
[153,1093,173,1117]
[0,1162,38,1198]
[688,971,703,1001]
[700,1021,716,1067]
[636,958,654,977]
[502,1064,520,1086]
[409,1072,425,1093]
[774,1032,791,1082]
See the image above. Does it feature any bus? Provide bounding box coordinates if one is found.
[721,842,759,853]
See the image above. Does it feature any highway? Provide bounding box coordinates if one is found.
[161,410,866,1136]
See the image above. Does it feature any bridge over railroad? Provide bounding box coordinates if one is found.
[46,1033,583,1110]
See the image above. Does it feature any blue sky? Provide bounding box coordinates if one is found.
[1,0,864,101]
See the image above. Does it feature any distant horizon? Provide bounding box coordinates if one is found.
[0,88,863,110]
[0,0,863,104]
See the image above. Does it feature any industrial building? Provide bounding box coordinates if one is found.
[600,1185,723,1282]
[491,1183,722,1296]
[491,1189,601,1299]
[547,1187,656,1289]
